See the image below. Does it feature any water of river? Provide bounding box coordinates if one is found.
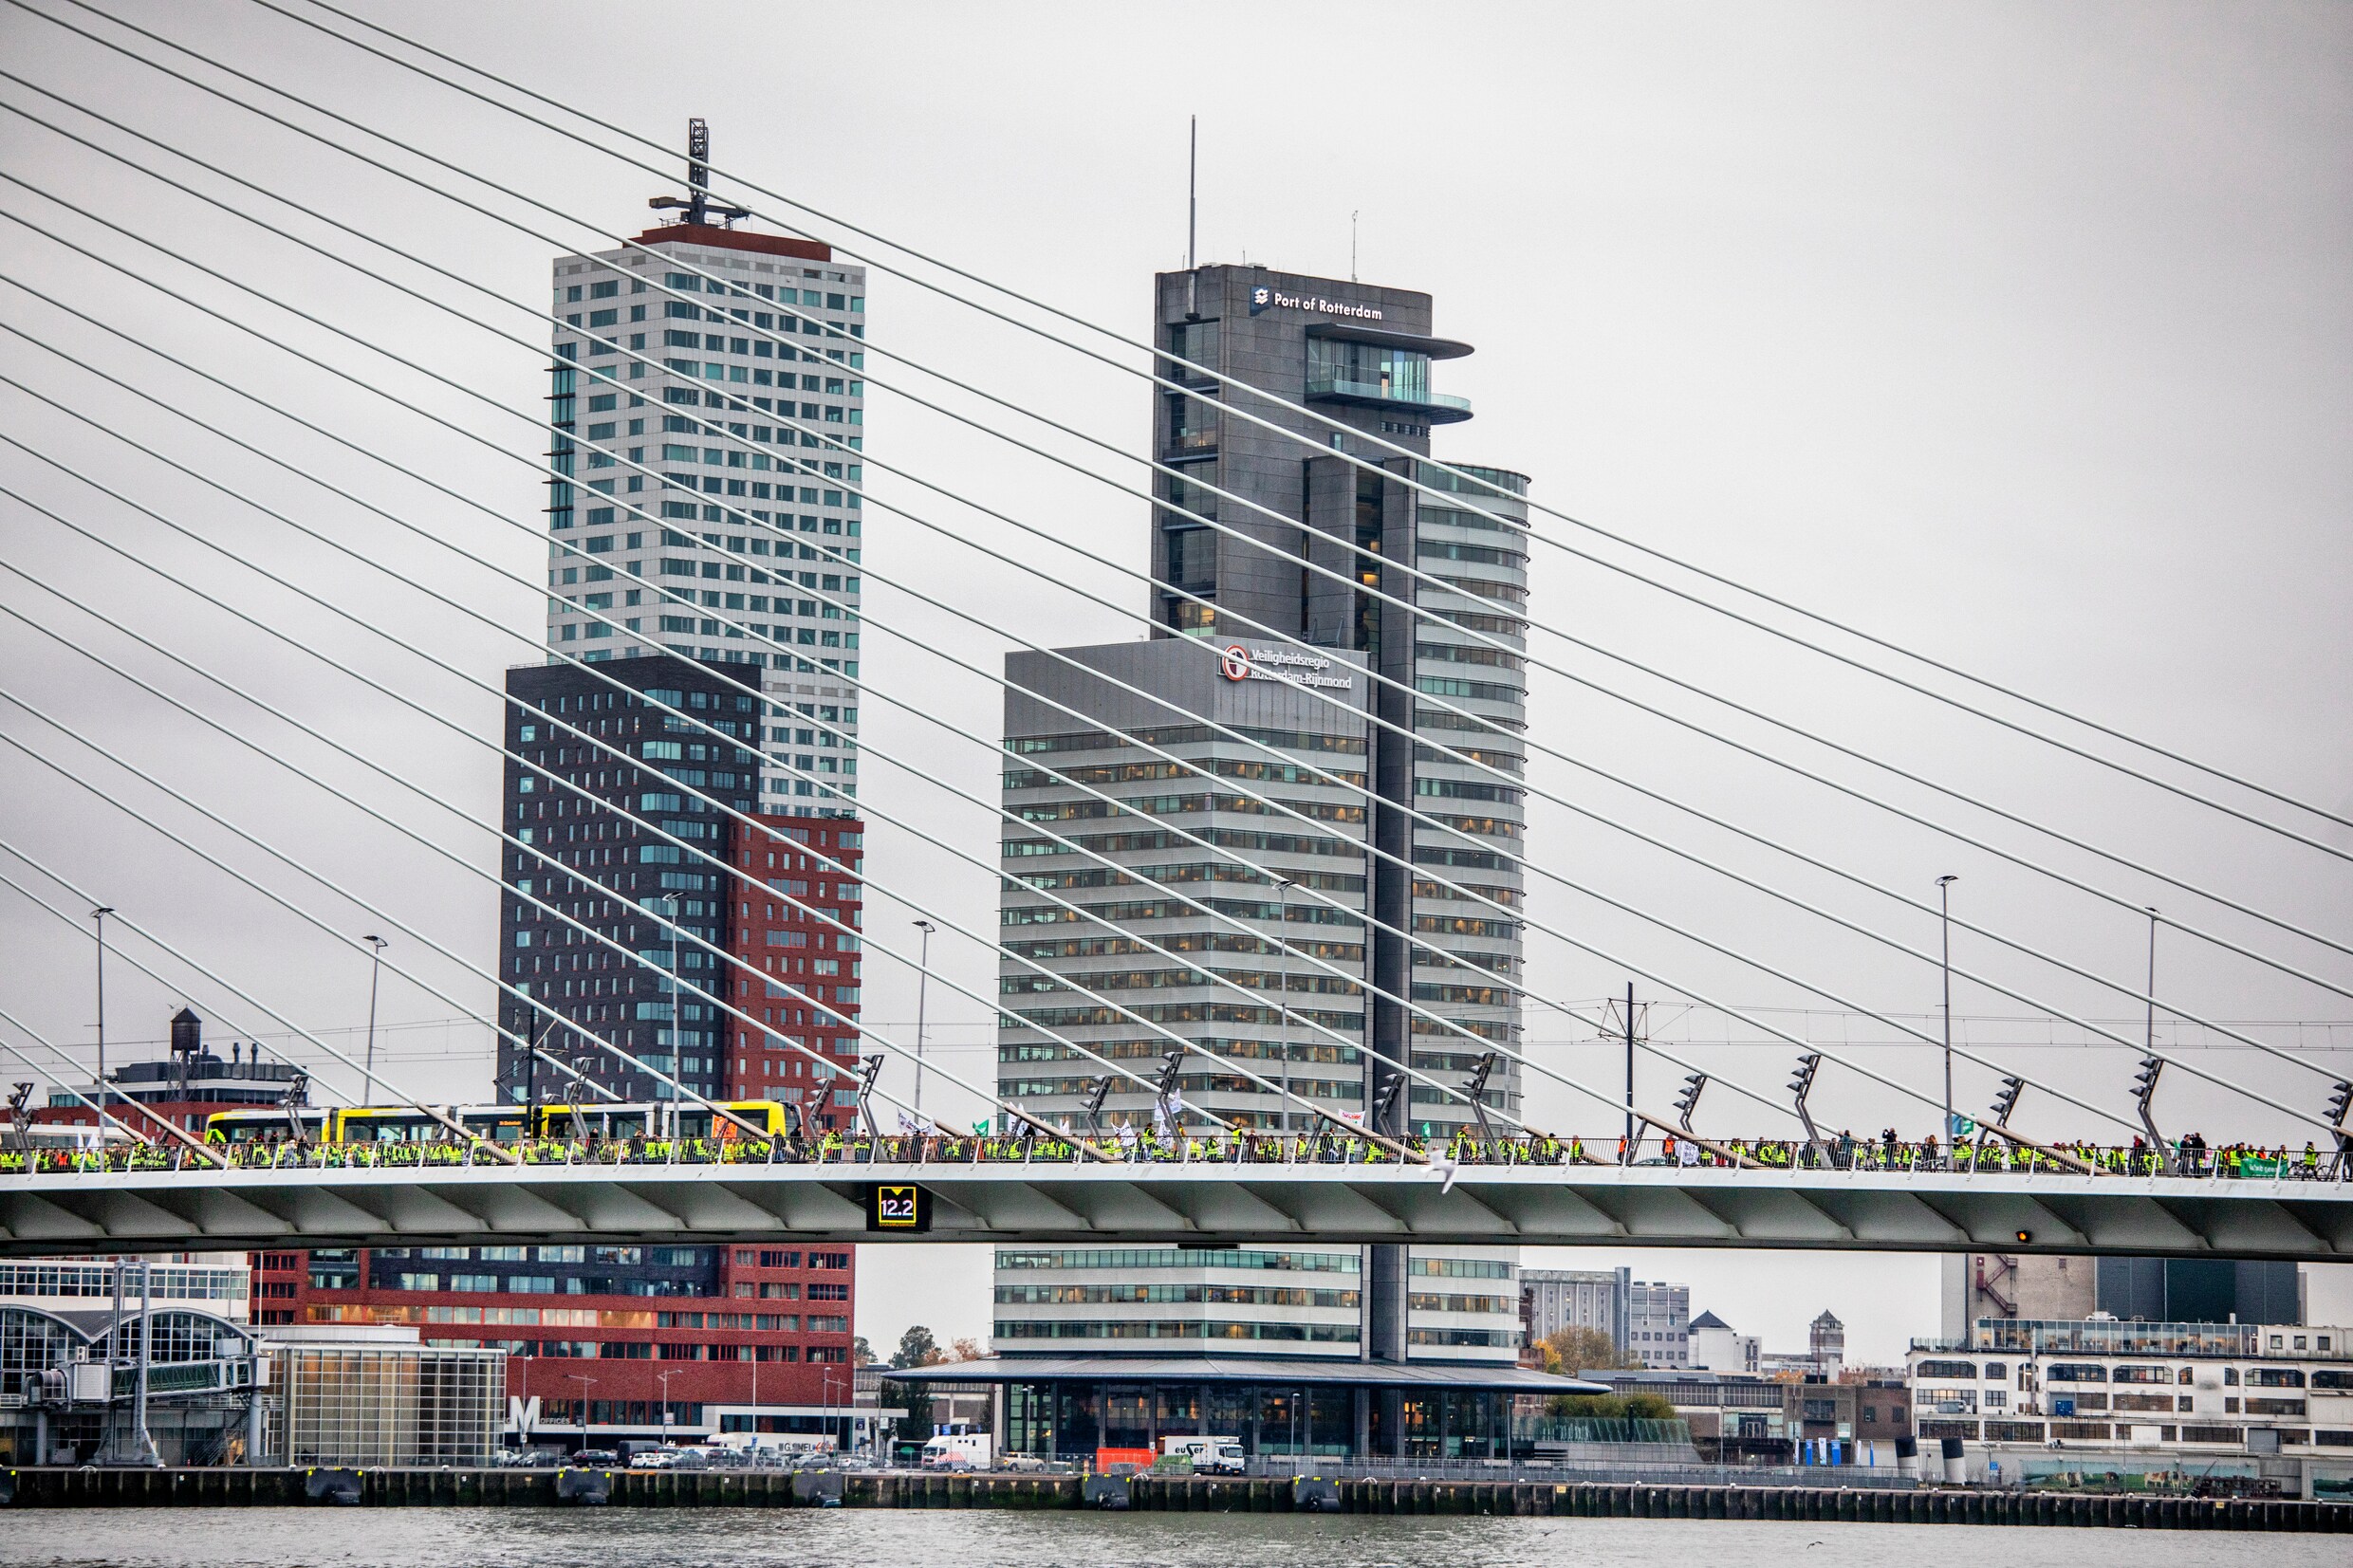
[0,1508,2340,1568]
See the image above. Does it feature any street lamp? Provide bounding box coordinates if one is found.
[90,908,114,1116]
[1936,876,1959,1153]
[911,919,936,1116]
[566,1373,598,1455]
[1273,878,1296,1136]
[362,935,388,1105]
[657,1368,677,1448]
[2143,907,2160,1056]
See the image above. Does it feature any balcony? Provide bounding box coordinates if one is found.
[1305,376,1473,423]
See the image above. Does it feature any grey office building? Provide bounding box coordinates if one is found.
[1149,265,1529,1141]
[999,636,1373,1132]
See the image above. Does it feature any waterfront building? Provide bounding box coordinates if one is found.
[0,1260,266,1467]
[1144,263,1529,1147]
[1910,1317,2353,1471]
[259,1323,504,1467]
[1519,1266,1632,1356]
[1587,1368,1915,1467]
[281,1242,857,1450]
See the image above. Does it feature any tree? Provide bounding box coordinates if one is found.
[890,1323,940,1370]
[1537,1325,1640,1375]
[947,1336,984,1363]
[853,1336,876,1367]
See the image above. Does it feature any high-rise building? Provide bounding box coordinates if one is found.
[1145,263,1528,1144]
[995,638,1374,1134]
[496,655,761,1106]
[938,264,1571,1462]
[722,814,865,1132]
[545,138,865,819]
[495,652,866,1124]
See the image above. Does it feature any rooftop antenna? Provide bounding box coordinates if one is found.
[649,118,749,229]
[1187,115,1197,270]
[1351,210,1359,282]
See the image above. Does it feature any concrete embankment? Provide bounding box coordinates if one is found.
[2,1467,2345,1531]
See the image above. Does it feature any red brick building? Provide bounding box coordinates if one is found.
[727,814,864,1130]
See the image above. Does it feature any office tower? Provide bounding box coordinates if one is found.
[970,266,1551,1463]
[997,638,1375,1133]
[546,134,866,819]
[1147,264,1529,1146]
[496,654,761,1106]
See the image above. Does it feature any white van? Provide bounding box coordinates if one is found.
[921,1432,992,1470]
[1159,1434,1245,1475]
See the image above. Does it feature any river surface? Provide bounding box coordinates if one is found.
[0,1508,2341,1567]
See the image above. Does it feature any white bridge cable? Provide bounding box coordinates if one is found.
[1,69,2340,1089]
[0,90,2320,1134]
[0,218,1599,1145]
[1,29,2340,993]
[0,651,1104,1163]
[0,480,1134,1165]
[0,872,362,1121]
[0,177,2248,1142]
[0,242,1958,1153]
[0,191,2317,1149]
[0,322,1442,1158]
[0,413,1392,1163]
[0,557,1245,1145]
[0,994,225,1166]
[0,79,2336,1002]
[0,830,524,1161]
[201,0,2353,845]
[0,266,2163,1157]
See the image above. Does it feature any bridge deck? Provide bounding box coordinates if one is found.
[2,1162,2347,1260]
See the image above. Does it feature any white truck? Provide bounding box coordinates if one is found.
[1159,1434,1246,1475]
[920,1432,993,1470]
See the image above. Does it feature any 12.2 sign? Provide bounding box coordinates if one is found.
[866,1183,930,1233]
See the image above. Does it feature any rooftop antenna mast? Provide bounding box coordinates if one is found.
[1187,115,1197,270]
[649,118,749,229]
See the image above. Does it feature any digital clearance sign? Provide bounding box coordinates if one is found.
[866,1183,929,1233]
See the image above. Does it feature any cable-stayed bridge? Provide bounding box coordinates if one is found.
[0,0,2345,1272]
[3,1157,2349,1263]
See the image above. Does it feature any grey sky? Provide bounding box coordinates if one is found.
[0,1,2344,1362]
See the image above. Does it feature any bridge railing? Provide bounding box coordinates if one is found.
[3,1130,2341,1181]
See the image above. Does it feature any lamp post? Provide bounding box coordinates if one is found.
[657,1368,677,1448]
[2144,906,2159,1057]
[1273,878,1296,1136]
[362,935,388,1104]
[911,919,936,1116]
[1936,876,1959,1154]
[90,907,114,1116]
[566,1372,597,1455]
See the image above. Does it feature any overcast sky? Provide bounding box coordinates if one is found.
[0,1,2345,1362]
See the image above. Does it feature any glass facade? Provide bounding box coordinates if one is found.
[996,1376,1513,1461]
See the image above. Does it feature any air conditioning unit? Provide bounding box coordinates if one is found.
[66,1361,112,1404]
